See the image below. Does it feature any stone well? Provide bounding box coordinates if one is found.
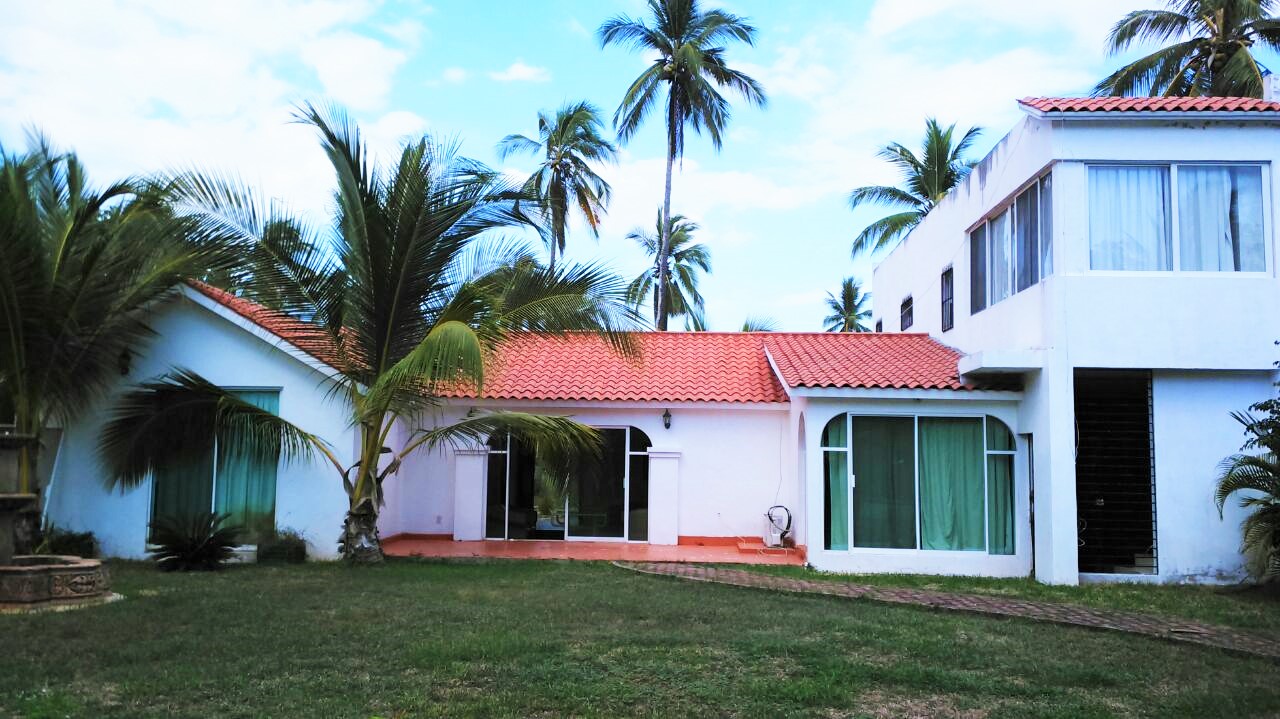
[0,554,111,610]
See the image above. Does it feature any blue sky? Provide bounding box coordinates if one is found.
[5,0,1272,330]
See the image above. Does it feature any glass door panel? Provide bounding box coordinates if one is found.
[852,416,917,549]
[568,429,626,538]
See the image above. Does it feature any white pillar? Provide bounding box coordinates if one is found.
[646,448,680,545]
[453,448,487,541]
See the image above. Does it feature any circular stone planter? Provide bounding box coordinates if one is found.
[0,554,112,612]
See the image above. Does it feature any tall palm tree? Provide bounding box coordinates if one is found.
[599,0,765,329]
[1095,0,1280,97]
[497,101,617,272]
[740,316,778,332]
[848,118,981,257]
[1216,405,1280,579]
[0,134,235,516]
[824,277,872,333]
[626,210,710,331]
[99,104,640,562]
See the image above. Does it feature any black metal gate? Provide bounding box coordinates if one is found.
[1073,370,1157,575]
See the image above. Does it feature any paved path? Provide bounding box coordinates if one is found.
[617,562,1280,660]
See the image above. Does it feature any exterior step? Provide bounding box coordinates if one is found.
[736,539,797,557]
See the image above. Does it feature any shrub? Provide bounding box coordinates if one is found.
[35,524,99,558]
[1217,403,1280,580]
[257,527,307,564]
[148,512,242,572]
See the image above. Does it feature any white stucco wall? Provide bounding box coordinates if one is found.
[386,401,798,546]
[870,110,1280,583]
[44,293,357,559]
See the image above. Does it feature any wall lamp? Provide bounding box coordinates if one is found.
[662,409,672,429]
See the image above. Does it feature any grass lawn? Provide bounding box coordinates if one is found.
[728,564,1280,634]
[2,560,1278,718]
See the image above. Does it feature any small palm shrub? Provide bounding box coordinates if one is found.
[148,512,242,572]
[256,527,307,564]
[1216,401,1280,580]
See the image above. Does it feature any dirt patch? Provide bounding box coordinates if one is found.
[851,690,990,719]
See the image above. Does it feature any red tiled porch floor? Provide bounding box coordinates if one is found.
[382,535,805,565]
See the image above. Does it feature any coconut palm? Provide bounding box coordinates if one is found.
[1215,403,1280,579]
[824,278,872,333]
[626,210,710,331]
[497,101,617,272]
[0,134,235,513]
[1095,0,1280,97]
[740,316,778,332]
[848,118,981,257]
[599,0,765,329]
[98,104,640,563]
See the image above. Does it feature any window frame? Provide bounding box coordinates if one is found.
[940,267,954,332]
[1084,161,1272,276]
[145,386,283,549]
[899,296,913,331]
[969,171,1054,314]
[820,412,1017,557]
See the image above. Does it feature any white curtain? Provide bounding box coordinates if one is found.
[1178,166,1265,272]
[989,210,1012,303]
[1089,166,1172,270]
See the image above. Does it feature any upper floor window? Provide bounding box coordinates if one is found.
[970,173,1053,314]
[940,268,954,332]
[1088,163,1265,272]
[900,296,913,330]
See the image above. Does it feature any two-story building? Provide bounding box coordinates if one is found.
[871,94,1280,584]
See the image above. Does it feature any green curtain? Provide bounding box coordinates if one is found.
[852,416,916,549]
[824,450,849,550]
[149,441,214,542]
[214,390,280,542]
[918,417,985,551]
[987,455,1015,555]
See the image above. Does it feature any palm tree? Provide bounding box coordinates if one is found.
[0,134,234,516]
[99,104,640,562]
[497,101,617,272]
[599,0,765,329]
[1215,404,1280,579]
[848,118,981,257]
[1095,0,1280,97]
[824,278,872,333]
[740,316,778,332]
[626,210,710,330]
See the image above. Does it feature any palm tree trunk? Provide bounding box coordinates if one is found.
[340,425,386,563]
[656,97,677,331]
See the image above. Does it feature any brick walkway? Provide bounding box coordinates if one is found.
[617,562,1280,660]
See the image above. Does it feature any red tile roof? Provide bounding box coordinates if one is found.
[444,332,789,404]
[186,282,343,369]
[764,333,971,391]
[188,284,980,402]
[1019,96,1280,114]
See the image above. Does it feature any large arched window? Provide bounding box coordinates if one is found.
[821,413,1016,555]
[485,427,652,542]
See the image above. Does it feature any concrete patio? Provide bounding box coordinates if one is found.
[382,534,806,565]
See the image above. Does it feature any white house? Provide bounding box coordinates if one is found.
[871,95,1280,584]
[40,95,1280,585]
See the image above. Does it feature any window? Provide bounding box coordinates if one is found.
[970,174,1053,313]
[149,389,281,544]
[822,414,1016,555]
[899,296,913,331]
[1089,163,1266,272]
[874,320,883,333]
[940,268,954,332]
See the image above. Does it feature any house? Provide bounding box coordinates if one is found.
[870,95,1280,584]
[40,95,1279,585]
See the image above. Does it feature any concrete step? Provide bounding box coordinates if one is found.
[736,539,798,557]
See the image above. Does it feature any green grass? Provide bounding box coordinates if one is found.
[728,564,1280,634]
[1,559,1277,718]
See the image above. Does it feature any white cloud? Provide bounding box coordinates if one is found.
[301,31,408,111]
[441,67,469,84]
[488,59,551,83]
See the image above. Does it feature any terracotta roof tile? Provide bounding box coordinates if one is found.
[186,281,343,369]
[1019,96,1280,114]
[764,333,974,391]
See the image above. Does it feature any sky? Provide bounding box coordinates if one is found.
[3,0,1266,330]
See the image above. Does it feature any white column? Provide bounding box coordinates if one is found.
[646,448,680,545]
[452,448,487,541]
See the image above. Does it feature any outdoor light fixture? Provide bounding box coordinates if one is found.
[662,409,672,429]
